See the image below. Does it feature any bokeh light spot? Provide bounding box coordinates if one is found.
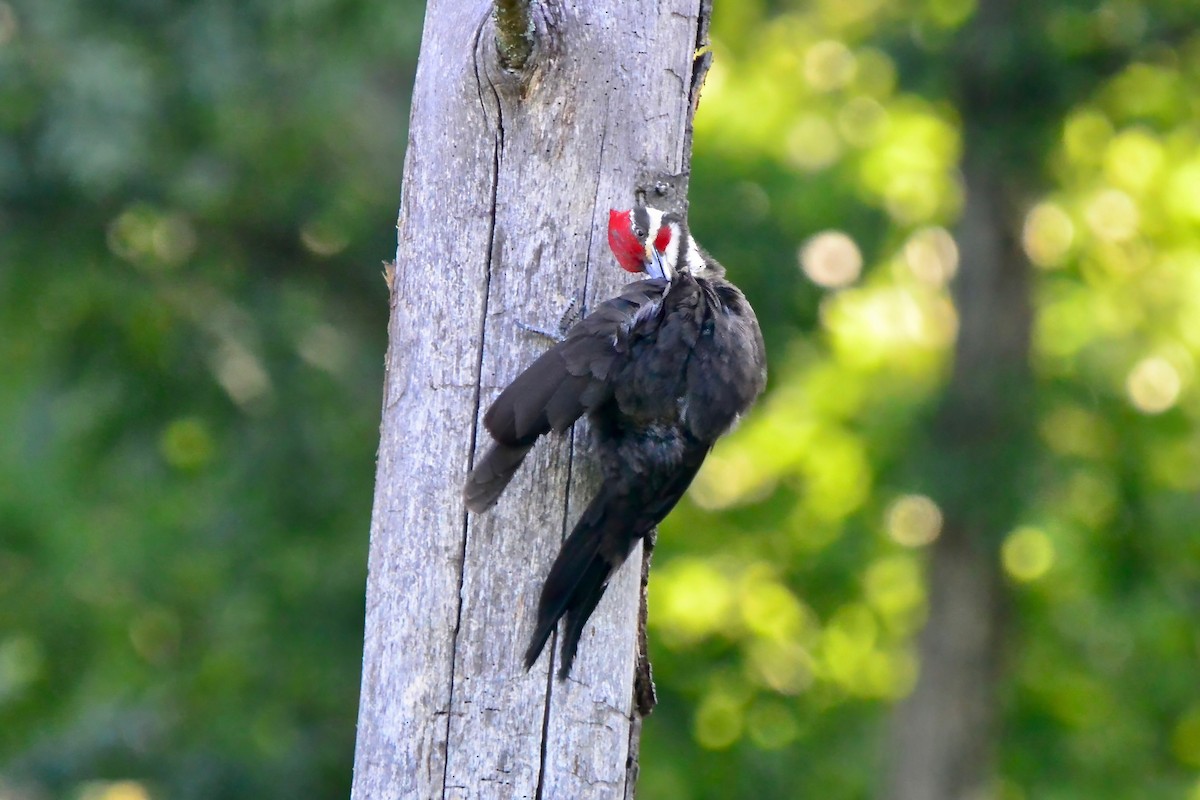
[77,781,152,800]
[746,638,815,694]
[859,107,960,223]
[837,96,888,146]
[1109,62,1180,121]
[694,692,743,750]
[212,340,273,409]
[1063,109,1113,166]
[739,575,808,642]
[1104,128,1163,194]
[883,177,941,224]
[151,214,197,266]
[885,494,942,547]
[1166,160,1200,223]
[820,603,880,693]
[692,449,773,510]
[159,417,215,471]
[786,114,842,172]
[903,227,958,286]
[1022,202,1075,268]
[804,40,856,91]
[800,230,862,288]
[300,218,349,257]
[851,47,896,97]
[1039,405,1113,459]
[1002,526,1055,582]
[1084,189,1138,242]
[824,286,956,369]
[653,560,734,645]
[298,324,351,375]
[1126,356,1181,414]
[108,204,195,270]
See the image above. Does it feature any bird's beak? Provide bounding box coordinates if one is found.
[645,242,668,281]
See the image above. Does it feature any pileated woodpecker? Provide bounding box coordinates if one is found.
[464,205,767,678]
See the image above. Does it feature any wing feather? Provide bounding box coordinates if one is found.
[483,279,667,445]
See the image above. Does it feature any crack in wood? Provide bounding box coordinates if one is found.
[442,16,508,800]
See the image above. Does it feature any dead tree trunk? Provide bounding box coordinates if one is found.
[352,2,710,798]
[883,0,1034,797]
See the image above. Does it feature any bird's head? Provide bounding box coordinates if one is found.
[607,205,704,281]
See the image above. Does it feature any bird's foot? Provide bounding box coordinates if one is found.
[516,296,581,343]
[515,320,566,343]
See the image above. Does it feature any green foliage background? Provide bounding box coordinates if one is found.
[4,0,1200,798]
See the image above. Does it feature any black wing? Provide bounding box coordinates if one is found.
[683,280,767,442]
[464,279,667,512]
[483,279,667,444]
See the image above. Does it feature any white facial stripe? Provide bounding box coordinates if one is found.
[642,208,676,280]
[644,208,665,241]
[685,234,706,274]
[661,223,680,280]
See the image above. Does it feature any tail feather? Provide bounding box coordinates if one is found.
[524,445,712,676]
[522,523,607,673]
[557,558,612,678]
[463,442,535,512]
[523,490,640,677]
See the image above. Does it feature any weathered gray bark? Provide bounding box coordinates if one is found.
[353,2,709,798]
[883,0,1033,797]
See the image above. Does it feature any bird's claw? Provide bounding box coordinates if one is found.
[516,296,581,343]
[515,320,566,343]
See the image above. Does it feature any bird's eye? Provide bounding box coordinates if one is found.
[632,226,645,239]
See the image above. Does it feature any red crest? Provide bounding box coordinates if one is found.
[607,209,645,273]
